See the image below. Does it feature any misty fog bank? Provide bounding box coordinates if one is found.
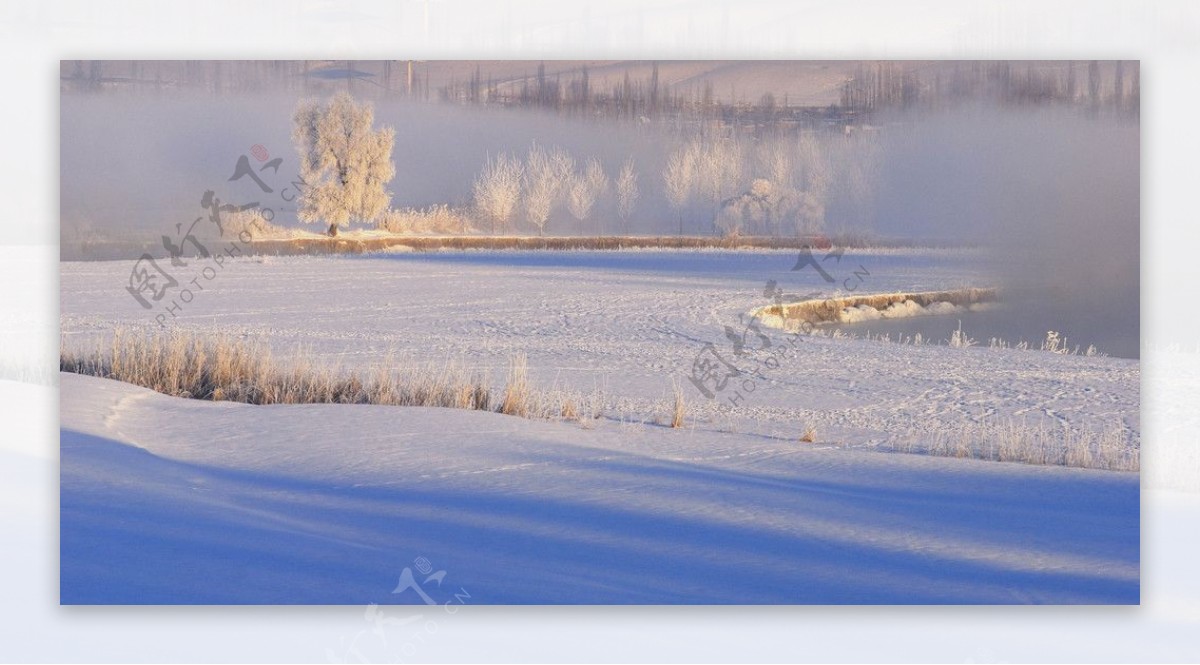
[61,93,673,244]
[62,92,1136,242]
[871,107,1138,357]
[60,91,1138,354]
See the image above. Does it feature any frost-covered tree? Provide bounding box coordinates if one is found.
[664,137,744,235]
[663,148,695,235]
[566,158,607,230]
[521,144,556,235]
[794,134,830,234]
[615,158,640,234]
[795,191,826,235]
[473,152,523,234]
[583,158,609,234]
[694,138,742,207]
[547,147,576,191]
[291,92,396,237]
[715,179,781,237]
[566,175,589,226]
[521,143,572,235]
[756,140,792,195]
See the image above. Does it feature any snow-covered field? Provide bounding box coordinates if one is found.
[59,249,1140,603]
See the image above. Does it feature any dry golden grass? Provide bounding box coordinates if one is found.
[799,425,817,443]
[753,287,999,329]
[499,354,530,417]
[895,418,1139,472]
[670,379,687,429]
[248,233,903,258]
[560,398,579,420]
[61,330,555,420]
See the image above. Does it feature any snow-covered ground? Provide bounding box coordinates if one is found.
[61,372,1137,604]
[59,249,1140,603]
[61,250,1139,450]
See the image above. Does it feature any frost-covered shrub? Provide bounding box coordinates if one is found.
[949,320,976,348]
[925,301,960,316]
[715,179,799,237]
[881,299,922,318]
[376,205,475,235]
[840,303,883,323]
[221,209,295,240]
[1042,330,1069,354]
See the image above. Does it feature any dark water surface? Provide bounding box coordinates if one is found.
[831,299,1139,359]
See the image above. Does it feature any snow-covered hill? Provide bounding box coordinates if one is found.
[61,372,1138,604]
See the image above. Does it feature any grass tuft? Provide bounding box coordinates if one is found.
[499,354,530,417]
[670,379,687,429]
[560,398,578,421]
[893,418,1138,472]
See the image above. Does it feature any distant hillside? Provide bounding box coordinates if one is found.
[61,59,1137,112]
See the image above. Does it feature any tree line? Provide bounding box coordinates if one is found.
[294,92,880,239]
[839,61,1140,117]
[66,60,1140,127]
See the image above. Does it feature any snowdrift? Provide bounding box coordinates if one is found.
[60,372,1138,604]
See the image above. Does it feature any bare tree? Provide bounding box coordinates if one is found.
[291,92,396,237]
[615,157,640,234]
[473,152,523,234]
